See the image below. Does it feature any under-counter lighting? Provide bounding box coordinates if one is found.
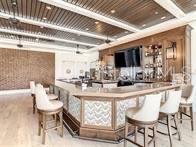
[161,16,166,20]
[110,10,116,14]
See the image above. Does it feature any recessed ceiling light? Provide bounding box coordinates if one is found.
[161,16,166,20]
[43,17,47,20]
[111,10,116,14]
[85,28,89,31]
[142,24,146,27]
[95,21,99,24]
[36,38,39,41]
[155,11,159,15]
[46,6,52,10]
[40,26,44,29]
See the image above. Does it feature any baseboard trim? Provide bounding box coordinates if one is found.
[0,88,49,96]
[0,89,30,96]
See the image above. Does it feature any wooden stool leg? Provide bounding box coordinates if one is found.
[144,126,149,147]
[59,111,63,137]
[153,125,157,147]
[174,114,181,141]
[42,114,46,144]
[180,107,182,124]
[38,112,41,136]
[167,115,173,147]
[33,96,36,114]
[124,121,129,147]
[190,106,194,131]
[135,126,138,142]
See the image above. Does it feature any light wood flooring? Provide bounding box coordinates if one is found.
[0,94,195,147]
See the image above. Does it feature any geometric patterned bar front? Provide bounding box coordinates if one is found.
[84,100,112,127]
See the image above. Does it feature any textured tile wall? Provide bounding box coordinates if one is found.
[0,48,55,90]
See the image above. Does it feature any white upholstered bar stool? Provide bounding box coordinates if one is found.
[159,90,182,147]
[30,81,36,114]
[180,85,196,131]
[124,93,162,147]
[30,82,58,114]
[35,84,64,144]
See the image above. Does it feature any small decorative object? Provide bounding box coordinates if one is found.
[66,69,71,74]
[80,69,84,74]
[166,42,177,59]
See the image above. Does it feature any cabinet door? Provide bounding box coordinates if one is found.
[103,83,117,88]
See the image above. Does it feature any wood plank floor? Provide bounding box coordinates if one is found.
[0,94,195,147]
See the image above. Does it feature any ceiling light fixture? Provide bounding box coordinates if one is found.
[155,11,159,15]
[95,21,99,24]
[110,10,116,14]
[40,26,44,29]
[85,28,89,31]
[43,17,47,20]
[161,16,166,20]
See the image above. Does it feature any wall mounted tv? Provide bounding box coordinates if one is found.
[114,46,142,68]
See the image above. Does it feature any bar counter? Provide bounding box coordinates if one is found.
[55,80,181,143]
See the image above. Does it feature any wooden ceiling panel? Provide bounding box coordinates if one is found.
[0,32,89,49]
[65,0,175,28]
[0,18,104,46]
[0,0,127,37]
[172,0,196,13]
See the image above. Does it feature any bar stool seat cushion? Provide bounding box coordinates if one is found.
[126,107,140,120]
[50,100,63,110]
[180,97,192,105]
[47,94,58,100]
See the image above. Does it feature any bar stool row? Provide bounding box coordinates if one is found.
[124,85,195,147]
[30,81,64,144]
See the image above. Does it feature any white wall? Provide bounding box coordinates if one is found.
[55,51,99,79]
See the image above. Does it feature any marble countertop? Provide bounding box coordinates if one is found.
[55,80,181,99]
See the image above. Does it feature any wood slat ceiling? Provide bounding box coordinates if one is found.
[172,0,196,13]
[0,32,89,49]
[0,0,128,37]
[0,17,105,46]
[64,0,175,29]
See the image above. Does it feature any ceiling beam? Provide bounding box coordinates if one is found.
[0,28,97,47]
[39,0,140,32]
[0,37,87,53]
[153,0,185,18]
[0,12,114,41]
[89,11,196,52]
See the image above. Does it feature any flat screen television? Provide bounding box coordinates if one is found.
[114,46,142,68]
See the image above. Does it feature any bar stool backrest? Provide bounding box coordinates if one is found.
[160,90,182,114]
[134,93,162,122]
[30,81,35,95]
[35,84,53,111]
[182,85,196,103]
